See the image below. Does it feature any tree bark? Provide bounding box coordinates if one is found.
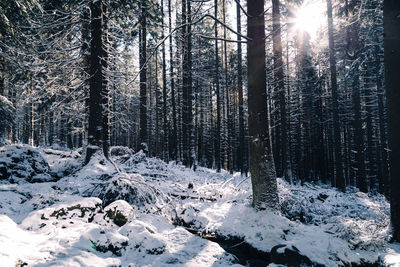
[247,0,279,210]
[169,0,177,161]
[102,4,110,158]
[236,0,245,175]
[85,0,105,164]
[346,0,367,193]
[384,0,400,242]
[139,0,148,153]
[326,0,345,191]
[161,0,169,162]
[215,0,221,172]
[272,0,287,180]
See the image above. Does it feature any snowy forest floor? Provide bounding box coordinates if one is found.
[0,144,399,267]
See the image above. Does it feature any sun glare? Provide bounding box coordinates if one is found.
[293,0,326,40]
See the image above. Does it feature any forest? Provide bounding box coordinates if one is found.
[0,0,399,266]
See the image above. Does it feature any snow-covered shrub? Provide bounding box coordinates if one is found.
[0,145,55,182]
[90,174,174,215]
[110,146,133,157]
[126,150,147,165]
[110,146,134,165]
[278,178,390,252]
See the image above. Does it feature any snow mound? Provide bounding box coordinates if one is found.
[41,148,81,177]
[0,145,55,183]
[104,200,137,227]
[122,150,170,173]
[21,197,104,231]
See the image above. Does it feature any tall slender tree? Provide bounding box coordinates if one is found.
[215,0,222,172]
[169,0,177,160]
[384,0,400,242]
[85,0,108,163]
[139,0,148,153]
[236,0,246,175]
[272,0,287,180]
[161,0,169,162]
[326,0,345,190]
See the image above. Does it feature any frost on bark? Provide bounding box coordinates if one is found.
[250,138,279,210]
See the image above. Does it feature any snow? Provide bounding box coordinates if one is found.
[0,144,399,266]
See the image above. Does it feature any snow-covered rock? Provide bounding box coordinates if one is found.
[0,145,55,182]
[104,200,137,226]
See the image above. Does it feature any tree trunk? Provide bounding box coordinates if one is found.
[169,0,177,161]
[102,4,110,159]
[82,5,90,151]
[139,0,148,153]
[384,0,400,242]
[326,0,345,191]
[214,0,221,172]
[346,0,367,192]
[236,0,245,175]
[272,0,287,180]
[223,0,232,174]
[181,0,193,168]
[247,0,279,210]
[375,35,389,196]
[85,0,105,164]
[161,0,169,162]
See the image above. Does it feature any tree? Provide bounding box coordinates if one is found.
[247,0,279,210]
[272,0,287,180]
[168,0,177,161]
[236,0,246,175]
[161,0,168,162]
[182,0,194,168]
[345,0,368,193]
[139,0,148,153]
[384,0,400,242]
[85,0,109,163]
[214,0,222,172]
[326,0,345,190]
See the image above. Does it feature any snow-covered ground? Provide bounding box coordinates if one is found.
[0,144,399,266]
